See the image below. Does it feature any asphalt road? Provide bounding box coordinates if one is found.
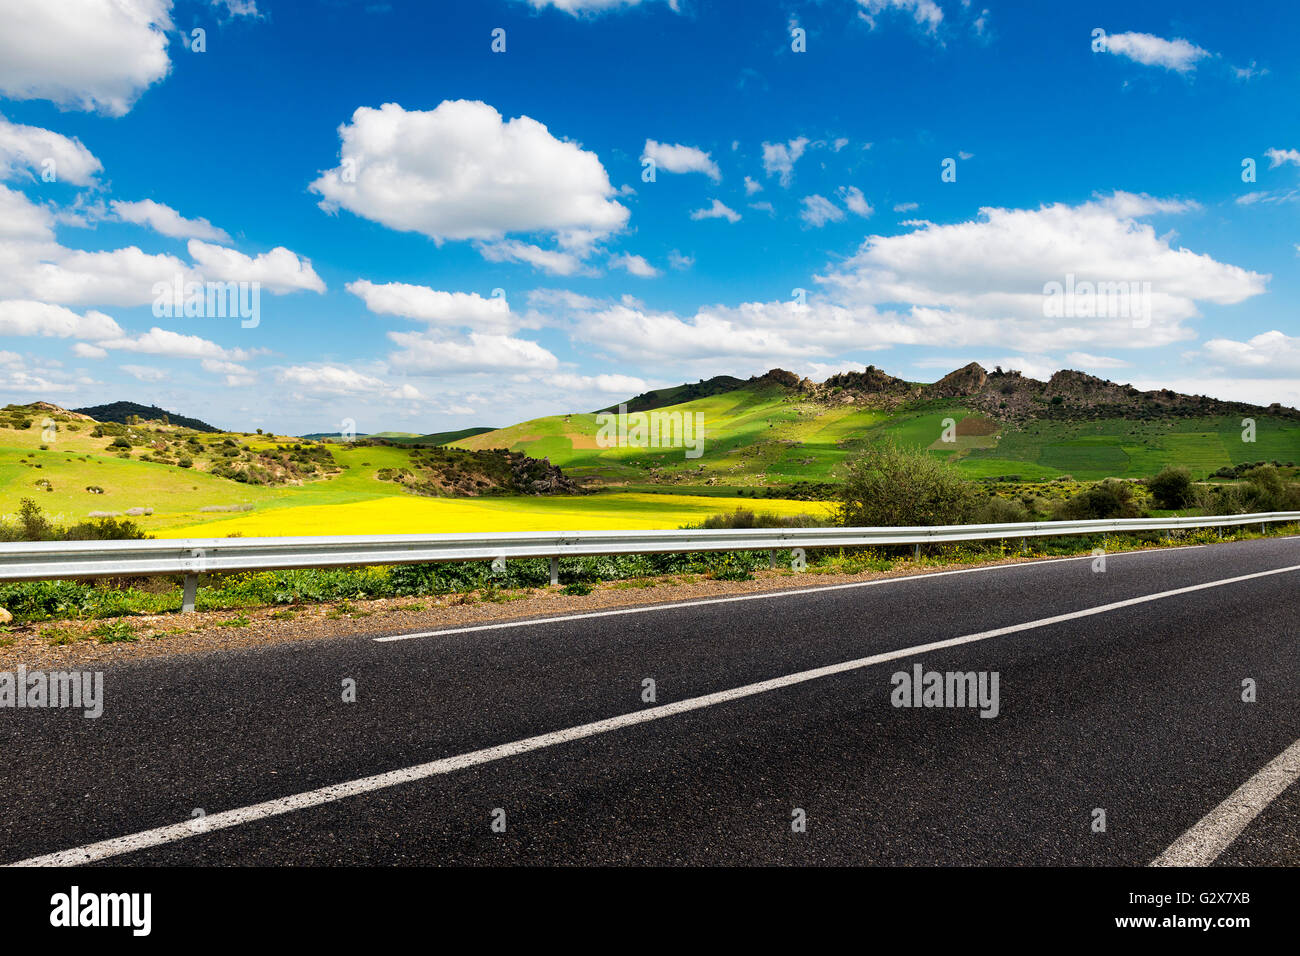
[2,536,1298,866]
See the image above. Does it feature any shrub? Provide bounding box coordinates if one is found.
[1148,466,1193,509]
[975,495,1030,524]
[1053,479,1143,520]
[834,440,979,527]
[688,508,827,529]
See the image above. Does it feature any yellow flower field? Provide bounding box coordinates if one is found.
[160,493,833,538]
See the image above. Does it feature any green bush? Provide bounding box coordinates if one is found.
[1053,479,1143,520]
[835,440,979,527]
[1148,466,1193,509]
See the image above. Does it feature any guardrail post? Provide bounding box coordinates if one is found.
[550,556,559,586]
[769,549,776,569]
[913,543,921,561]
[182,574,198,614]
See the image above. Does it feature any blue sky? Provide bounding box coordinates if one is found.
[0,0,1297,434]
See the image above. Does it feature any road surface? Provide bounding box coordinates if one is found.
[3,535,1298,866]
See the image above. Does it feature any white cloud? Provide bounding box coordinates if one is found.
[1201,330,1300,376]
[120,363,167,383]
[71,342,108,359]
[857,0,943,35]
[1064,352,1132,369]
[0,184,323,306]
[185,240,325,294]
[548,372,648,394]
[801,194,845,228]
[0,0,173,116]
[1265,147,1300,168]
[839,185,873,217]
[0,116,102,185]
[388,330,559,374]
[279,364,391,395]
[101,327,257,361]
[110,199,232,243]
[310,100,628,264]
[642,140,720,181]
[1100,31,1211,73]
[894,201,919,212]
[201,358,256,386]
[346,280,516,332]
[744,176,763,195]
[516,0,677,14]
[568,192,1270,374]
[609,252,661,277]
[668,249,694,270]
[0,300,122,340]
[475,239,593,276]
[689,199,741,223]
[212,0,262,16]
[761,137,809,187]
[815,192,1264,352]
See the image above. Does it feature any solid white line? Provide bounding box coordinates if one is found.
[1151,737,1300,867]
[374,543,1213,643]
[9,561,1298,868]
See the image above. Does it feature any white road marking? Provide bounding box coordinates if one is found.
[375,543,1211,643]
[8,561,1297,867]
[1151,737,1300,867]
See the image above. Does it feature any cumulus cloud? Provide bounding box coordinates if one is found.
[0,300,123,340]
[120,363,167,382]
[110,199,232,243]
[0,0,173,116]
[689,199,741,223]
[388,330,560,374]
[548,372,648,393]
[310,100,628,265]
[278,364,412,398]
[99,327,258,361]
[0,116,102,185]
[609,252,661,277]
[516,0,677,14]
[567,192,1269,373]
[761,137,809,187]
[346,280,516,331]
[856,0,944,35]
[1100,31,1211,73]
[474,239,592,276]
[1265,147,1300,168]
[642,140,720,181]
[815,192,1262,352]
[0,185,323,307]
[801,194,845,228]
[839,186,873,218]
[1201,330,1300,376]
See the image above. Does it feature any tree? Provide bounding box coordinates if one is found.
[835,440,979,527]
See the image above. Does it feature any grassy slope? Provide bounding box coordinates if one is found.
[452,387,1300,483]
[5,389,1298,538]
[0,419,822,537]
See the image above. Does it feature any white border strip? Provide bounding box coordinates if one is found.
[9,562,1298,867]
[1152,737,1300,866]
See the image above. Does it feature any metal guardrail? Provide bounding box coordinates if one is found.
[0,511,1296,612]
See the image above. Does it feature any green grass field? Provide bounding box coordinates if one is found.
[3,387,1298,538]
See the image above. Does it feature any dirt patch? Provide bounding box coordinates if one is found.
[956,415,999,436]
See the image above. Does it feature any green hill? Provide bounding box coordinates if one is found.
[72,401,219,433]
[452,364,1300,486]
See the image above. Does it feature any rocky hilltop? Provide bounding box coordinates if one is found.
[744,363,1298,423]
